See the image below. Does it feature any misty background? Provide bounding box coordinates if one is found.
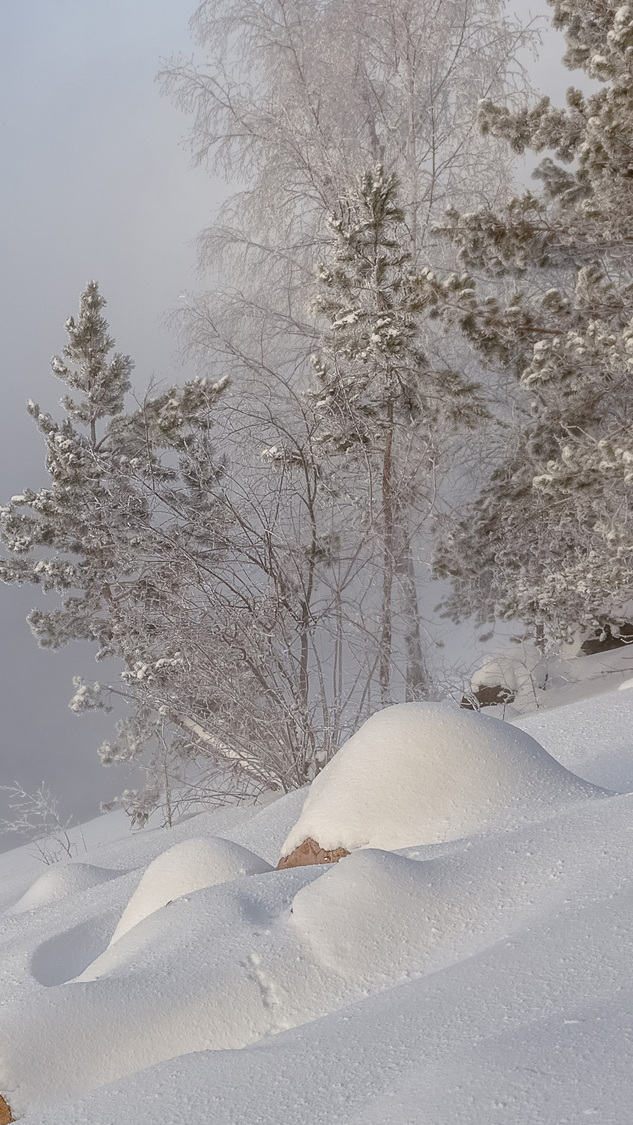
[0,0,575,846]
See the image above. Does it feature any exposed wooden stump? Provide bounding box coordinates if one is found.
[0,1094,13,1123]
[461,684,515,710]
[581,620,633,655]
[277,837,350,870]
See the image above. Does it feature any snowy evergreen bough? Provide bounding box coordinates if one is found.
[434,0,633,644]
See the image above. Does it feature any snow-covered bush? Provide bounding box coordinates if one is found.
[0,782,80,864]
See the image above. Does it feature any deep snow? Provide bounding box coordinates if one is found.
[109,836,272,945]
[0,694,632,1123]
[280,701,602,855]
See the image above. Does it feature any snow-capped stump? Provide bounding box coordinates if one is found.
[0,1096,11,1124]
[110,836,272,945]
[462,643,546,712]
[279,702,604,862]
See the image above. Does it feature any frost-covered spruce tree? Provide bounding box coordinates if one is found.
[0,281,136,645]
[0,284,245,816]
[434,1,633,643]
[311,169,487,700]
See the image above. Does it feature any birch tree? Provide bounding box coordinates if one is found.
[162,0,533,696]
[164,0,530,276]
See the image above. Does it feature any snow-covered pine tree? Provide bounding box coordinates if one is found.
[433,1,633,644]
[311,169,487,700]
[0,284,248,815]
[0,281,137,647]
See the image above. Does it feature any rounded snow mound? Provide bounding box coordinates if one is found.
[8,863,120,915]
[281,702,604,856]
[110,836,272,945]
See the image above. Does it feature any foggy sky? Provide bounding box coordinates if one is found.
[0,0,216,846]
[0,0,583,849]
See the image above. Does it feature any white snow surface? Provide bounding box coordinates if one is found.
[7,862,121,916]
[1,691,632,1123]
[280,701,602,856]
[109,836,272,945]
[513,686,633,791]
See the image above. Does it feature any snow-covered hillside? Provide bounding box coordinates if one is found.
[1,690,633,1124]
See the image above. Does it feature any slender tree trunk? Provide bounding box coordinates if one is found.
[162,741,173,828]
[297,463,319,775]
[395,520,429,700]
[380,400,395,704]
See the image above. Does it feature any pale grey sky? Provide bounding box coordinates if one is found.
[0,0,588,848]
[0,0,216,844]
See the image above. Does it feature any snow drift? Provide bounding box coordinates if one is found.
[0,692,630,1123]
[1,792,628,1116]
[110,836,272,944]
[8,863,120,916]
[281,701,603,858]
